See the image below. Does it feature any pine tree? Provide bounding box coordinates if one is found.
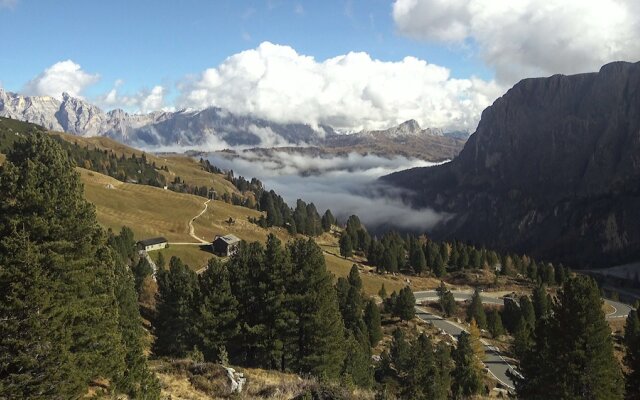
[502,298,522,333]
[321,209,335,232]
[515,276,623,399]
[364,299,383,346]
[404,333,436,399]
[132,256,154,294]
[154,257,199,357]
[340,233,353,258]
[342,333,374,388]
[0,132,128,398]
[257,234,293,370]
[452,331,484,397]
[532,284,550,319]
[513,317,534,361]
[437,282,457,317]
[394,287,416,321]
[378,283,388,299]
[487,309,505,338]
[288,238,346,379]
[409,238,427,274]
[467,289,487,329]
[390,328,411,376]
[112,258,160,398]
[624,309,640,397]
[196,258,239,363]
[434,342,453,400]
[382,246,398,273]
[519,295,536,328]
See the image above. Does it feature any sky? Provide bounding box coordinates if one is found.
[1,0,639,132]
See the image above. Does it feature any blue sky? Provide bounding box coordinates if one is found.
[0,0,488,97]
[1,0,637,131]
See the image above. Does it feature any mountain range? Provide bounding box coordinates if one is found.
[0,89,465,161]
[383,61,640,268]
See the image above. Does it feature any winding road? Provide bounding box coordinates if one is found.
[413,290,634,391]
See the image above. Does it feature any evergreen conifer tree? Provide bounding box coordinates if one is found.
[0,132,146,398]
[112,258,160,398]
[340,234,353,258]
[404,333,437,399]
[154,257,199,357]
[409,238,427,274]
[532,284,550,319]
[452,331,484,397]
[467,289,487,329]
[487,309,505,338]
[515,276,623,399]
[624,309,640,397]
[434,342,453,399]
[342,333,374,388]
[394,287,416,321]
[288,239,346,379]
[364,299,383,346]
[519,295,536,328]
[378,284,388,299]
[196,258,239,363]
[390,328,411,376]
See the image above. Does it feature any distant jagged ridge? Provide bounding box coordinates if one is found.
[0,89,466,160]
[382,61,640,268]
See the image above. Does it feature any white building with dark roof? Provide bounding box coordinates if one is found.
[137,237,168,252]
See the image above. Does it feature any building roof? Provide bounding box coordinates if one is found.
[138,237,168,246]
[214,234,241,245]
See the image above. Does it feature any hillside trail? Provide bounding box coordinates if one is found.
[188,199,211,244]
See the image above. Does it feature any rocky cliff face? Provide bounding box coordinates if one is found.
[382,61,640,268]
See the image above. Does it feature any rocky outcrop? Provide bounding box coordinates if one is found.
[382,61,640,268]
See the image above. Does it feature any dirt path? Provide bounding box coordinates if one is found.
[188,199,210,244]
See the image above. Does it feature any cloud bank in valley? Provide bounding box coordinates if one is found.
[393,0,640,84]
[207,151,447,231]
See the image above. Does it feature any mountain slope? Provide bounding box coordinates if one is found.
[0,90,465,160]
[382,61,640,268]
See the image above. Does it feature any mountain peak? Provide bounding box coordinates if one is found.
[397,119,421,133]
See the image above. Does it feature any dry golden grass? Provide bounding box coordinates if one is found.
[54,132,237,196]
[80,167,208,242]
[150,245,214,271]
[151,359,374,400]
[0,153,5,164]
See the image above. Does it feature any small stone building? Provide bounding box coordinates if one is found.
[137,237,168,252]
[212,234,241,257]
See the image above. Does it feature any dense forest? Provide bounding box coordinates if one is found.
[0,132,158,398]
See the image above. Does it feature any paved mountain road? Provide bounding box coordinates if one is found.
[413,290,634,391]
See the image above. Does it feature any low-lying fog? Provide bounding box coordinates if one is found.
[205,151,447,231]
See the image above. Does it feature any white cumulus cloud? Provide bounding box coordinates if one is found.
[178,41,501,132]
[98,82,168,114]
[23,60,99,99]
[393,0,640,84]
